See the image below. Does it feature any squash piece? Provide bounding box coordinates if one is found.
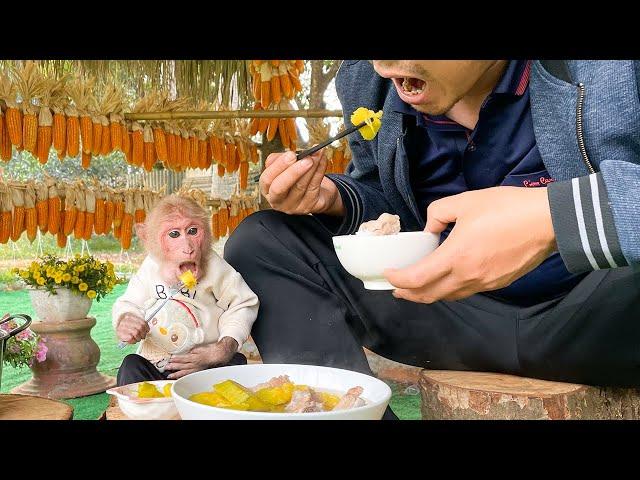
[138,382,164,398]
[189,391,231,407]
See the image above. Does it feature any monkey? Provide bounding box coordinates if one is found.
[112,194,259,386]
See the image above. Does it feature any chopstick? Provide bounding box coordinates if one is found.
[295,120,367,161]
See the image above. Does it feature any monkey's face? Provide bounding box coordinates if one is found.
[157,214,206,284]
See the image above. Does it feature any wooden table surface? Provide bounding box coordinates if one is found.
[0,393,73,420]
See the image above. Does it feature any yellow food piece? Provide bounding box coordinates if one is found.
[179,269,197,289]
[293,384,310,391]
[255,382,294,405]
[163,384,172,397]
[138,382,165,398]
[320,392,341,411]
[350,107,383,140]
[189,391,231,407]
[214,379,252,404]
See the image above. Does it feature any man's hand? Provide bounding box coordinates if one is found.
[116,312,150,344]
[165,336,239,379]
[385,186,557,304]
[260,150,344,216]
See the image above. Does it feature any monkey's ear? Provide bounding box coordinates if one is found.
[134,223,147,244]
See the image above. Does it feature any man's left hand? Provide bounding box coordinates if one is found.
[166,336,238,379]
[385,186,557,304]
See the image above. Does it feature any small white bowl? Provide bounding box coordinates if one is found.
[332,231,440,290]
[172,364,392,420]
[106,380,179,420]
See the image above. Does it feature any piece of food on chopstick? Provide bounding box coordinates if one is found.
[178,269,197,289]
[350,107,383,140]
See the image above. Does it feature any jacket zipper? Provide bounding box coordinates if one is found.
[576,82,596,174]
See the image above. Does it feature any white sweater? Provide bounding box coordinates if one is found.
[112,252,259,360]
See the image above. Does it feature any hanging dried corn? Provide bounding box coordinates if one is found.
[180,128,190,170]
[121,122,131,162]
[120,190,135,249]
[63,185,77,236]
[73,184,86,240]
[211,204,220,242]
[0,184,12,244]
[24,181,37,243]
[9,183,25,242]
[105,84,124,152]
[83,187,96,240]
[35,181,48,233]
[36,104,53,165]
[218,200,229,238]
[143,125,155,171]
[93,184,106,235]
[131,122,144,167]
[134,189,146,224]
[0,71,22,149]
[153,122,168,164]
[65,103,80,159]
[90,93,102,157]
[104,189,115,235]
[0,107,12,161]
[112,192,124,239]
[47,178,61,236]
[56,184,67,247]
[14,62,46,156]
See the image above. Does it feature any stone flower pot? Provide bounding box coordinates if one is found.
[29,288,93,322]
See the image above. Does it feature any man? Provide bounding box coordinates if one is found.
[224,61,640,399]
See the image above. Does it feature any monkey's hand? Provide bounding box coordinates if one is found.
[165,336,238,380]
[115,312,150,345]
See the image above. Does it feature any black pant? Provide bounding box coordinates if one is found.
[117,352,248,386]
[224,210,640,388]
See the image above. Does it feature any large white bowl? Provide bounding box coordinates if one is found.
[172,364,392,420]
[332,231,440,290]
[106,380,179,420]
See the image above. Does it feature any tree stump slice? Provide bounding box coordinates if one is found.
[0,394,73,420]
[420,370,640,420]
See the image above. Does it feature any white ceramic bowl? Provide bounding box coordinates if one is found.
[332,231,440,289]
[172,364,392,420]
[106,380,179,420]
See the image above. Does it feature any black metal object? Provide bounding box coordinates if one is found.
[295,120,366,161]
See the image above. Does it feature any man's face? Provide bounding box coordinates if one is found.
[372,60,494,115]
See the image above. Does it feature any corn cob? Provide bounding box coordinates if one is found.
[104,190,114,235]
[24,181,37,243]
[189,133,199,168]
[110,114,123,152]
[100,116,111,156]
[113,192,125,229]
[10,183,25,242]
[83,188,96,240]
[5,107,23,149]
[217,163,225,177]
[153,125,168,163]
[211,208,219,242]
[52,109,66,158]
[143,125,155,171]
[23,110,38,155]
[131,123,144,167]
[259,63,272,109]
[36,106,53,165]
[80,115,93,154]
[91,115,102,156]
[73,185,86,240]
[35,181,48,232]
[166,126,177,170]
[218,200,229,237]
[0,184,12,244]
[278,119,290,149]
[134,190,146,224]
[81,151,91,169]
[120,191,135,249]
[47,180,61,236]
[56,215,67,248]
[0,111,12,161]
[63,186,77,236]
[266,117,278,142]
[250,143,259,164]
[239,161,249,190]
[278,63,293,99]
[199,136,209,169]
[65,105,80,158]
[121,123,131,161]
[180,129,190,169]
[94,186,105,235]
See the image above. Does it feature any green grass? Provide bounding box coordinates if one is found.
[1,282,421,420]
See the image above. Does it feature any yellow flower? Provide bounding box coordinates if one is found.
[20,271,30,279]
[54,275,63,284]
[87,290,97,299]
[72,276,80,284]
[79,283,88,292]
[33,271,41,280]
[77,265,85,273]
[62,273,71,282]
[60,264,67,271]
[36,277,45,286]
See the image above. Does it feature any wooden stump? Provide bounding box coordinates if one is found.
[0,394,73,420]
[420,370,640,420]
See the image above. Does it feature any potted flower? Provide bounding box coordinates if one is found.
[1,314,47,389]
[13,254,123,322]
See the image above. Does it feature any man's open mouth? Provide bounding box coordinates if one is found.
[391,76,428,105]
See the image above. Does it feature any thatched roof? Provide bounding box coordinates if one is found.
[0,60,252,109]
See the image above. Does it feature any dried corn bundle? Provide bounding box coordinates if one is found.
[35,181,48,232]
[198,131,208,169]
[189,131,199,169]
[0,71,22,149]
[153,123,168,163]
[13,62,46,156]
[131,122,144,167]
[104,189,115,235]
[122,122,131,162]
[120,191,135,249]
[134,189,145,224]
[63,185,77,236]
[0,108,12,161]
[143,125,155,171]
[112,192,125,229]
[91,113,102,156]
[24,181,37,243]
[100,115,111,156]
[102,84,124,153]
[249,142,259,165]
[228,199,240,235]
[93,185,106,235]
[47,178,61,236]
[9,183,25,242]
[65,104,80,159]
[48,77,69,159]
[239,160,249,190]
[0,184,12,244]
[83,188,96,240]
[67,75,94,155]
[165,124,177,170]
[73,185,86,240]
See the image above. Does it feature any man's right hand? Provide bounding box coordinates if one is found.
[116,312,150,344]
[260,150,345,216]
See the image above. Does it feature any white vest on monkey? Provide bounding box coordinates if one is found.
[112,252,259,372]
